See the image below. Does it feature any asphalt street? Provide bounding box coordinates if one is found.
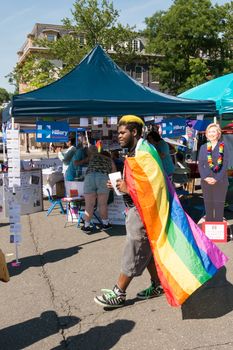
[0,188,233,349]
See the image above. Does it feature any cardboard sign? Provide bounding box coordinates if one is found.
[202,221,227,242]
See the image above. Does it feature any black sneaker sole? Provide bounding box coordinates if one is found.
[81,227,92,232]
[137,293,163,299]
[94,296,125,308]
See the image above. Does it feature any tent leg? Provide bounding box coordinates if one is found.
[219,114,222,127]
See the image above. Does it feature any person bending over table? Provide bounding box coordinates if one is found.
[65,141,87,181]
[81,146,116,232]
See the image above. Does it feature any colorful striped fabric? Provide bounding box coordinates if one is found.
[95,140,103,153]
[124,139,228,306]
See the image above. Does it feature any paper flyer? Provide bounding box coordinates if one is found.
[80,118,89,127]
[10,234,22,244]
[93,117,103,125]
[10,223,21,233]
[8,159,21,168]
[8,177,21,188]
[6,130,19,139]
[6,139,19,148]
[110,117,118,125]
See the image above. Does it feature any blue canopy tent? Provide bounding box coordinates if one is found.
[3,45,216,122]
[178,73,233,116]
[180,75,233,170]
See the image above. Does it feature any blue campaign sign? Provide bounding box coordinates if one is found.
[161,119,186,138]
[36,121,69,142]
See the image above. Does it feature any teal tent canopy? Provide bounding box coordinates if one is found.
[179,73,233,115]
[6,45,216,122]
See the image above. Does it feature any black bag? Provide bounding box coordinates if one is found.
[107,189,114,205]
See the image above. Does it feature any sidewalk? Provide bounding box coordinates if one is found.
[0,195,233,349]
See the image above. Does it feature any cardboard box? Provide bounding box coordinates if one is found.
[56,181,65,197]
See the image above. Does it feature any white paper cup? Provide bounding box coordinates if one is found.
[109,172,123,196]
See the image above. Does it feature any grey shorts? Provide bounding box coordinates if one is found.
[84,172,109,194]
[121,206,153,277]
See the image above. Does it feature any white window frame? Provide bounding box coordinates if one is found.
[132,39,140,52]
[135,66,143,82]
[151,72,160,84]
[79,33,85,46]
[46,33,57,42]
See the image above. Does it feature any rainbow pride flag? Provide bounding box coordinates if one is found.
[95,140,103,153]
[124,139,228,306]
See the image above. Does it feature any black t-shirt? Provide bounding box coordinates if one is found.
[123,146,136,207]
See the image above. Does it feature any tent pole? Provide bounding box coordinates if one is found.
[2,123,7,163]
[11,117,20,265]
[85,130,90,147]
[11,117,15,195]
[3,140,6,163]
[219,114,222,127]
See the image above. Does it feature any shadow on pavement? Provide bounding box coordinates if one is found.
[8,246,81,277]
[182,267,233,319]
[104,225,126,236]
[0,223,9,228]
[78,236,110,247]
[101,296,158,312]
[80,225,126,236]
[0,311,80,350]
[51,319,135,350]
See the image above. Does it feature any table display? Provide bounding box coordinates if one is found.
[1,169,43,216]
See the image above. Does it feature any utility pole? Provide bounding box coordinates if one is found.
[26,133,30,153]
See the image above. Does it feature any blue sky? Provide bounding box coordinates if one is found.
[0,0,229,92]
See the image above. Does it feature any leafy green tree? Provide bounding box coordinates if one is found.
[9,0,137,91]
[220,1,233,74]
[182,58,209,90]
[144,0,228,94]
[0,88,11,104]
[64,0,132,46]
[8,55,57,92]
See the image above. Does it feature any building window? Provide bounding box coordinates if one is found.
[151,72,159,84]
[79,33,85,46]
[125,65,131,76]
[108,44,114,52]
[132,40,140,52]
[47,34,56,42]
[135,66,143,82]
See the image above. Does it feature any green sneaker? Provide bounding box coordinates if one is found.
[137,282,164,299]
[94,285,126,308]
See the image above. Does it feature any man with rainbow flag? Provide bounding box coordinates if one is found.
[94,115,228,309]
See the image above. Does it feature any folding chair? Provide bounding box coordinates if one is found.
[77,190,114,229]
[172,172,189,197]
[63,181,85,227]
[46,188,65,216]
[62,195,84,227]
[76,201,99,229]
